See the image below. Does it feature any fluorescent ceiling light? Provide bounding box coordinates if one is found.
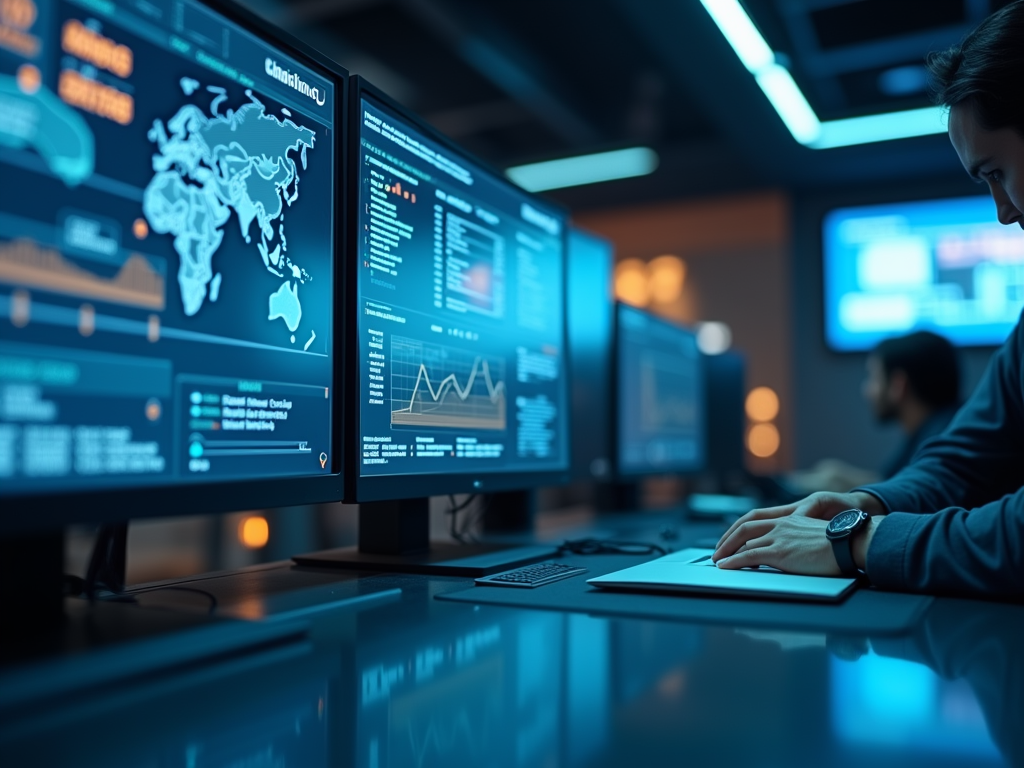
[700,0,947,149]
[698,0,773,72]
[754,64,820,145]
[812,106,947,149]
[506,147,659,192]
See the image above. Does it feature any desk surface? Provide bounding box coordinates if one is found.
[3,513,1024,768]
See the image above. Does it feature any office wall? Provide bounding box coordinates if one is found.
[791,180,999,472]
[575,191,794,473]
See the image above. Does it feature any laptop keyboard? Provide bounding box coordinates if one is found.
[475,561,588,588]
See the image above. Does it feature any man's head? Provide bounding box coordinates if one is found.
[863,332,960,425]
[929,1,1024,228]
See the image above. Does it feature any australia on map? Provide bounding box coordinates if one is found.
[142,79,316,342]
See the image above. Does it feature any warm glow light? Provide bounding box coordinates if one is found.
[696,322,732,355]
[747,423,780,458]
[648,255,686,304]
[745,386,780,422]
[239,515,269,549]
[615,258,650,307]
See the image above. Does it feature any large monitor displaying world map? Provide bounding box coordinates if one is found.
[0,0,338,497]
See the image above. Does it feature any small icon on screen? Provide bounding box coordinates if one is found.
[319,452,328,469]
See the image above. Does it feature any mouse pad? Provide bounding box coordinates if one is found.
[435,554,933,635]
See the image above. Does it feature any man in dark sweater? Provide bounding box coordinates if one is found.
[868,332,961,480]
[714,1,1024,597]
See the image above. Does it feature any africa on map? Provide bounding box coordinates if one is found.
[142,79,316,340]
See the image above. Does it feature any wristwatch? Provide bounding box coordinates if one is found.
[826,508,870,577]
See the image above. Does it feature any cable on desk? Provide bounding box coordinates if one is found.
[138,585,219,614]
[447,494,479,544]
[64,577,219,614]
[556,538,668,557]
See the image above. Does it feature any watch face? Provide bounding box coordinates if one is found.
[831,509,861,532]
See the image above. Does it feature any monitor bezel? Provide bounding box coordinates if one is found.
[0,0,349,534]
[566,225,615,483]
[611,302,707,478]
[345,77,572,503]
[819,191,1005,354]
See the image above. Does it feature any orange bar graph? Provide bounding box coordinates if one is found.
[0,239,166,310]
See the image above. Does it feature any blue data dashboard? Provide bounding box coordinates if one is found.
[616,305,704,476]
[824,196,1024,351]
[0,0,337,495]
[356,96,569,477]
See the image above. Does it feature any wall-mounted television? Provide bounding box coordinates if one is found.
[823,196,1024,352]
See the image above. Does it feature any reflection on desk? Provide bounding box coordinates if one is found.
[2,569,1023,768]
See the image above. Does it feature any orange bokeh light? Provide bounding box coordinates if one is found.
[239,515,269,549]
[745,386,780,423]
[614,258,650,307]
[747,423,780,458]
[647,255,686,304]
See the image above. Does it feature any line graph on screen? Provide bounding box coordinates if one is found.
[390,336,507,430]
[640,350,697,435]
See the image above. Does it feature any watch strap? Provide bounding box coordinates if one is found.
[831,535,858,577]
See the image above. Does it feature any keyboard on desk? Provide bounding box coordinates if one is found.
[475,561,588,588]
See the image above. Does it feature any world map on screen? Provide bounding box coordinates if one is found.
[142,79,316,336]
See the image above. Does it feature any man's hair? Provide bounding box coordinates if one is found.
[872,331,960,409]
[927,0,1024,135]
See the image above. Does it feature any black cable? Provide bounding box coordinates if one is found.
[64,577,219,614]
[556,538,668,557]
[458,494,490,544]
[447,494,478,544]
[134,585,219,614]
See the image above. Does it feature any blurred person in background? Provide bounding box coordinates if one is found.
[789,331,961,493]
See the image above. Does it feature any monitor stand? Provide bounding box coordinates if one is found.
[292,498,556,577]
[594,481,641,512]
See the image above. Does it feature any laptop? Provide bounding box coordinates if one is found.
[587,548,858,603]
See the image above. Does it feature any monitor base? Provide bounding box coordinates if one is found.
[294,497,555,576]
[293,541,557,577]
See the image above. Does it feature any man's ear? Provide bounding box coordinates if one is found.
[887,369,909,403]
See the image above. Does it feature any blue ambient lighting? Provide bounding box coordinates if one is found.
[699,0,948,148]
[812,107,947,149]
[506,147,660,192]
[754,64,820,144]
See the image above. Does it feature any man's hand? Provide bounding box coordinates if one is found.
[715,491,883,551]
[712,514,883,575]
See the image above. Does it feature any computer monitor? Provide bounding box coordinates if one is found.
[704,351,746,475]
[823,195,1023,352]
[614,304,705,477]
[567,226,614,483]
[294,78,569,575]
[0,0,346,591]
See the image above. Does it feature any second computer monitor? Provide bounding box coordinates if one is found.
[615,304,705,476]
[350,80,570,501]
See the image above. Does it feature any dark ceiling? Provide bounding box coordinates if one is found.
[242,0,1013,210]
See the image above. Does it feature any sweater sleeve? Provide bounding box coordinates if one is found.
[856,315,1024,515]
[865,487,1024,597]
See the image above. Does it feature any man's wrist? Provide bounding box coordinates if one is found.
[849,491,884,516]
[852,515,883,571]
